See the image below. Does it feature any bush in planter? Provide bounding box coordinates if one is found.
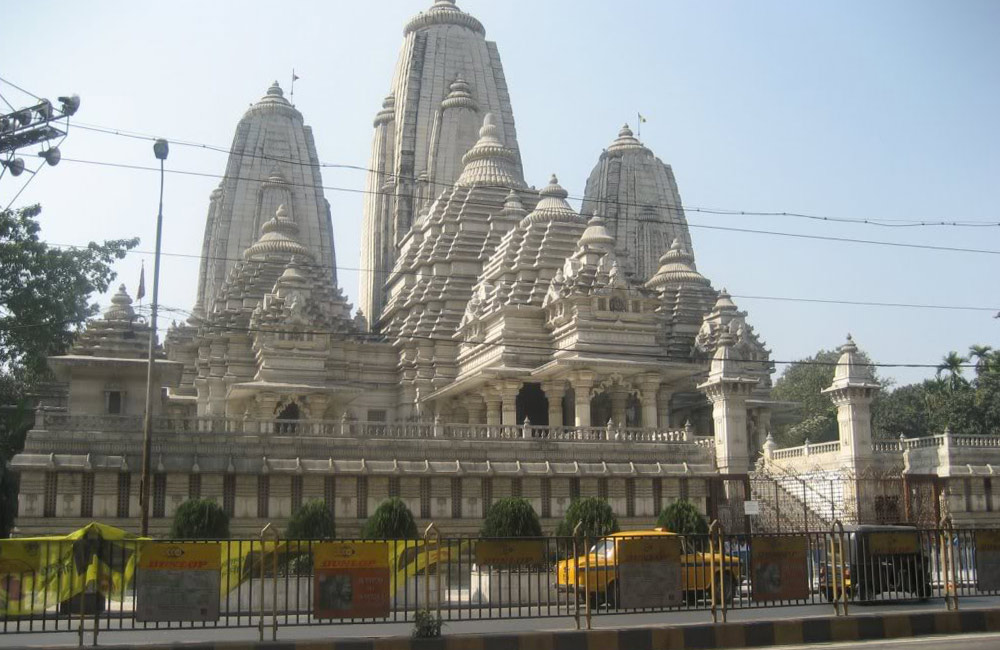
[170,498,229,539]
[287,499,335,539]
[555,497,619,542]
[656,499,708,535]
[363,497,418,539]
[480,497,542,538]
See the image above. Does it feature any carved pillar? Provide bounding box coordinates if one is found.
[499,380,520,426]
[484,393,502,426]
[697,333,759,475]
[309,394,330,421]
[542,381,566,427]
[638,375,661,429]
[464,395,486,425]
[823,336,880,474]
[657,387,672,429]
[610,388,628,428]
[569,371,595,427]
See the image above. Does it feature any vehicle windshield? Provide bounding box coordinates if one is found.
[588,540,615,556]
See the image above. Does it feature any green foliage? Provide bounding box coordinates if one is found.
[412,609,443,638]
[480,497,542,538]
[0,205,138,379]
[170,499,230,539]
[362,497,418,540]
[656,499,708,535]
[286,499,335,539]
[554,497,619,540]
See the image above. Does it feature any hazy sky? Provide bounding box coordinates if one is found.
[2,0,997,386]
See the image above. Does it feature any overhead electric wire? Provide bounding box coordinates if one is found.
[0,76,42,101]
[39,240,1000,314]
[69,120,1000,228]
[55,156,1000,256]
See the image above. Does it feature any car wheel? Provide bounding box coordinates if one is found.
[603,581,619,609]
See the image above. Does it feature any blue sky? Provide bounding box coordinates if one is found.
[2,0,997,386]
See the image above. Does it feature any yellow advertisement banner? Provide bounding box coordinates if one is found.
[868,532,919,555]
[475,540,546,566]
[315,542,389,570]
[139,543,221,571]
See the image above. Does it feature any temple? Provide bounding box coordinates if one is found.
[12,1,997,536]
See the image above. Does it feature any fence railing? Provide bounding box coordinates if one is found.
[2,523,996,644]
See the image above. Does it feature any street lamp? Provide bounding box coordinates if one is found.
[139,138,168,536]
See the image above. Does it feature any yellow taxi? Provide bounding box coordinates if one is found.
[556,528,742,607]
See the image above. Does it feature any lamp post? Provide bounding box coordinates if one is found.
[139,138,168,536]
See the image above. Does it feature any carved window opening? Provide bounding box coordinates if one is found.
[610,296,626,313]
[106,390,124,415]
[482,478,493,515]
[451,478,462,519]
[276,402,300,434]
[389,476,400,498]
[81,473,94,518]
[223,475,236,517]
[420,477,431,518]
[598,478,609,501]
[562,388,575,429]
[116,473,131,518]
[357,477,368,519]
[515,383,548,426]
[626,478,636,517]
[292,475,303,512]
[569,477,581,501]
[189,474,201,500]
[324,476,336,518]
[257,475,270,518]
[590,392,612,428]
[153,473,167,519]
[43,472,58,517]
[541,478,552,519]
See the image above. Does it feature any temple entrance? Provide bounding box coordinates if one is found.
[591,392,612,427]
[276,401,300,433]
[515,383,548,425]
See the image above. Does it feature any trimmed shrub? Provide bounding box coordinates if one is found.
[362,497,418,540]
[170,498,229,539]
[656,499,708,535]
[480,497,542,538]
[286,499,335,539]
[555,497,619,540]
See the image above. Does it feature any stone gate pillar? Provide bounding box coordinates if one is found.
[822,335,880,474]
[697,332,759,475]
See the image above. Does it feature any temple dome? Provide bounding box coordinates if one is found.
[456,113,525,188]
[520,175,575,225]
[104,284,137,321]
[645,239,711,290]
[404,0,485,36]
[244,204,313,260]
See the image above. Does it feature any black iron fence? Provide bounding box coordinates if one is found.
[1,521,995,645]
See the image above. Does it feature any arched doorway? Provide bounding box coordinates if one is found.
[590,392,612,427]
[276,401,300,433]
[626,393,642,428]
[515,383,548,425]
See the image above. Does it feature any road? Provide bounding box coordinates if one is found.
[773,632,1000,649]
[2,597,999,647]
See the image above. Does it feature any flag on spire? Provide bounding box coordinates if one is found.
[136,262,146,302]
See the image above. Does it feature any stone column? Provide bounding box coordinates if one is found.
[638,375,661,429]
[484,393,502,426]
[542,381,566,427]
[610,388,628,427]
[464,395,486,425]
[569,371,595,427]
[822,335,880,473]
[657,388,672,429]
[499,380,520,426]
[698,333,759,475]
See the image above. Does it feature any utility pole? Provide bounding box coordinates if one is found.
[139,138,168,536]
[0,92,79,180]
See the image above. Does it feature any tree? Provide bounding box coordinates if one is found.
[936,352,968,392]
[480,498,542,538]
[555,497,619,541]
[656,499,708,535]
[872,384,933,440]
[969,345,994,376]
[170,499,230,539]
[362,497,418,539]
[286,499,335,539]
[770,349,840,446]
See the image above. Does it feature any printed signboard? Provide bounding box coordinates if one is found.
[867,532,919,555]
[475,540,546,567]
[617,536,683,609]
[313,542,390,619]
[136,543,221,622]
[975,531,1000,591]
[750,536,809,602]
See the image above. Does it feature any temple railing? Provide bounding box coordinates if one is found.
[37,411,702,445]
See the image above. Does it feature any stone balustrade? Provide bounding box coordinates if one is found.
[38,411,700,445]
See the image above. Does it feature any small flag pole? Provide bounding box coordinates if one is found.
[137,261,146,306]
[291,69,299,106]
[637,112,641,139]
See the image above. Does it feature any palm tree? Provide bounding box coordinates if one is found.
[968,345,993,378]
[936,352,968,392]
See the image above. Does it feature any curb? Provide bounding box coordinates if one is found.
[25,608,1000,650]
